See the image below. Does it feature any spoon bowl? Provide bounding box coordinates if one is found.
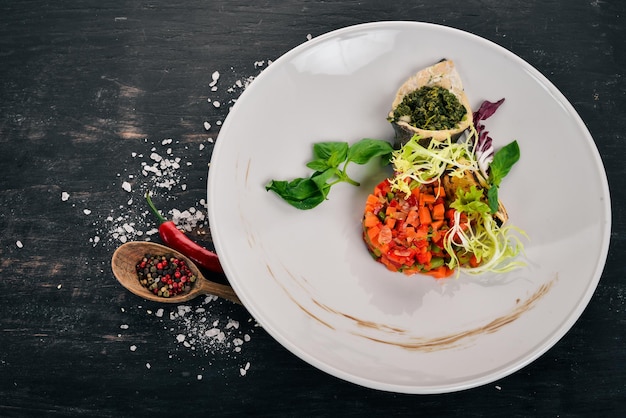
[111,241,241,304]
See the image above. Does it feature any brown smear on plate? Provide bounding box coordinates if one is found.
[291,270,556,352]
[336,278,555,352]
[267,263,337,330]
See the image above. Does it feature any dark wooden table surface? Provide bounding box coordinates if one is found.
[1,1,624,416]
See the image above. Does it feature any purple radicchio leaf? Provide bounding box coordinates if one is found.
[472,98,505,177]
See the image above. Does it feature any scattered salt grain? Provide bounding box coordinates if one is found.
[130,345,137,352]
[57,284,62,289]
[83,209,92,215]
[209,71,220,87]
[155,308,164,318]
[61,192,70,201]
[146,363,151,369]
[199,144,205,151]
[122,181,132,192]
[306,33,313,40]
[16,240,23,248]
[120,324,129,330]
[240,362,250,376]
[212,101,220,108]
[203,121,211,131]
[197,374,203,380]
[176,334,186,343]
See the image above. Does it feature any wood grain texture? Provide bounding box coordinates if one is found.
[1,0,625,416]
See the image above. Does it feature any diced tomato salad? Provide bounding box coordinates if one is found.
[362,178,459,279]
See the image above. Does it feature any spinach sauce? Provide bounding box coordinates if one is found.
[391,85,467,131]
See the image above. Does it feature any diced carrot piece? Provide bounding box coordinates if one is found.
[418,206,432,225]
[425,266,454,279]
[380,255,399,272]
[405,226,416,241]
[365,194,378,207]
[385,217,396,229]
[432,203,445,221]
[431,219,444,232]
[420,194,436,206]
[416,225,429,240]
[366,224,381,243]
[363,213,380,228]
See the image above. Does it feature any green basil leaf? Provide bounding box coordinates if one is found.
[312,142,348,168]
[487,186,499,214]
[306,159,329,172]
[311,168,337,190]
[346,138,394,165]
[265,178,326,210]
[489,140,520,187]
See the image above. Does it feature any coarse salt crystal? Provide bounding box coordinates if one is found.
[150,152,162,162]
[212,101,220,108]
[83,209,92,215]
[61,192,70,201]
[239,362,250,376]
[146,363,151,369]
[130,345,137,351]
[122,181,132,192]
[176,334,186,343]
[226,319,239,329]
[203,121,211,131]
[120,324,129,329]
[16,240,23,248]
[155,308,164,317]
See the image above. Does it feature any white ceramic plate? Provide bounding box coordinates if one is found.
[207,22,611,393]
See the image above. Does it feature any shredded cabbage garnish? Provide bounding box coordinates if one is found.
[443,204,526,275]
[389,128,481,195]
[388,132,526,276]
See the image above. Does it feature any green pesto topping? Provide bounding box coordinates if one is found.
[391,85,467,131]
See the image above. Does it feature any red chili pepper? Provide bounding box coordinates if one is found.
[146,192,223,274]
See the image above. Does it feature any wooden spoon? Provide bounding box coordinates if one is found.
[111,241,241,305]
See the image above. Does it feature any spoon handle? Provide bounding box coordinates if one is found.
[198,279,241,305]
